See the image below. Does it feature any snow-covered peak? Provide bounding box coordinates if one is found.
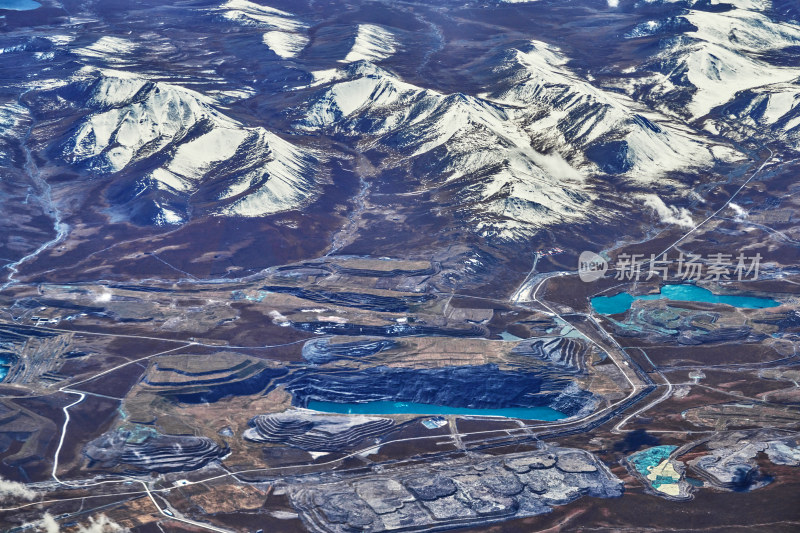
[262,31,308,59]
[685,3,800,53]
[61,72,320,225]
[714,80,800,145]
[300,62,430,129]
[66,75,219,173]
[487,41,726,179]
[626,0,800,119]
[87,76,148,107]
[294,38,745,241]
[297,59,593,240]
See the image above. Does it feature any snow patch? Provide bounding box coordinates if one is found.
[343,24,397,63]
[221,0,307,31]
[73,36,138,63]
[262,31,308,58]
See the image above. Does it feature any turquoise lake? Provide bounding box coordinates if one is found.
[307,400,568,420]
[591,284,780,315]
[0,0,41,10]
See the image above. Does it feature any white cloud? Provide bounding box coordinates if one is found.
[94,290,112,303]
[729,202,748,219]
[28,513,129,533]
[607,0,620,7]
[533,152,584,183]
[27,513,59,533]
[40,514,60,533]
[76,515,129,533]
[0,476,37,502]
[641,194,694,229]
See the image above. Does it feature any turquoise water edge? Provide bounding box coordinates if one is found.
[308,400,568,420]
[0,354,10,382]
[0,0,41,10]
[591,284,780,315]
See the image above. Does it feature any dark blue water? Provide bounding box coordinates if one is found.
[307,400,567,420]
[591,284,780,315]
[0,0,41,10]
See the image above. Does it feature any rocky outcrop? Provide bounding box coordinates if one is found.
[244,410,394,451]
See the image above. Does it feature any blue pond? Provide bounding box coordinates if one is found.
[0,0,41,10]
[0,354,10,382]
[591,284,780,315]
[307,400,568,420]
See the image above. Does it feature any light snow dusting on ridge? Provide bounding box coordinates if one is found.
[343,24,398,63]
[221,0,310,59]
[73,36,138,65]
[262,31,309,59]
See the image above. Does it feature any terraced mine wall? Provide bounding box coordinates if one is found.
[281,364,595,417]
[261,285,435,312]
[291,321,485,337]
[511,337,588,374]
[245,411,395,451]
[146,366,289,404]
[301,338,399,364]
[332,264,438,278]
[84,429,229,474]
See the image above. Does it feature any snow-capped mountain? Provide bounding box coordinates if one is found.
[484,41,728,179]
[61,71,319,225]
[623,0,800,122]
[296,43,737,240]
[299,61,593,241]
[717,81,800,146]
